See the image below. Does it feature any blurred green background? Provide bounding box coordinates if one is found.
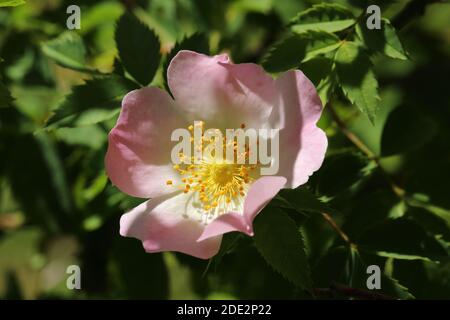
[0,0,449,299]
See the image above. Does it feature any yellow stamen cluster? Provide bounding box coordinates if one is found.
[167,121,258,215]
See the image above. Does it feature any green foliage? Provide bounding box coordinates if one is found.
[254,208,312,290]
[0,0,25,7]
[45,76,138,128]
[290,3,356,34]
[280,187,333,215]
[115,12,161,86]
[0,0,449,300]
[356,19,408,60]
[0,78,12,108]
[111,238,169,299]
[41,32,100,74]
[262,31,340,73]
[358,218,448,262]
[336,42,380,124]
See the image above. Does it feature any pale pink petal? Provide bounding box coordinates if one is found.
[273,70,328,188]
[120,193,222,259]
[167,50,275,128]
[197,176,286,241]
[105,87,186,198]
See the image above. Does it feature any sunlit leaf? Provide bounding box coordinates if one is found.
[0,0,25,7]
[336,41,380,124]
[357,19,408,60]
[290,3,355,34]
[262,31,340,73]
[45,76,138,128]
[42,32,101,74]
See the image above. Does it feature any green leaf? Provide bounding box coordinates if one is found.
[254,208,312,289]
[313,246,414,299]
[357,19,407,60]
[262,31,340,73]
[381,274,415,300]
[407,206,450,243]
[407,195,450,228]
[115,12,161,86]
[290,3,355,34]
[381,105,437,156]
[280,187,333,214]
[310,152,371,197]
[358,218,448,262]
[0,0,25,7]
[350,249,415,299]
[45,76,138,128]
[300,57,335,105]
[41,32,100,74]
[336,41,380,124]
[163,33,209,93]
[300,56,333,85]
[54,125,107,149]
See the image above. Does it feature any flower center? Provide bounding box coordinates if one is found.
[167,122,259,217]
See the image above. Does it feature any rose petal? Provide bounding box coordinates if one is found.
[120,193,222,259]
[167,50,275,129]
[105,87,186,198]
[197,176,286,241]
[273,70,328,188]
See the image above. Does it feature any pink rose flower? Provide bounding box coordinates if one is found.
[105,50,327,259]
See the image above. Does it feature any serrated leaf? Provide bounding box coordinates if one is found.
[381,105,437,156]
[115,12,161,86]
[163,33,209,93]
[358,218,448,262]
[254,208,312,289]
[0,0,25,7]
[290,3,355,34]
[41,32,100,74]
[357,18,407,60]
[350,249,415,299]
[45,76,138,128]
[336,41,379,124]
[262,31,340,73]
[381,274,415,300]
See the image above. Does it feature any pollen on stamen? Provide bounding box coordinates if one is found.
[166,180,173,185]
[169,121,258,215]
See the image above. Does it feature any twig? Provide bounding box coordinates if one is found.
[321,212,354,246]
[327,102,406,199]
